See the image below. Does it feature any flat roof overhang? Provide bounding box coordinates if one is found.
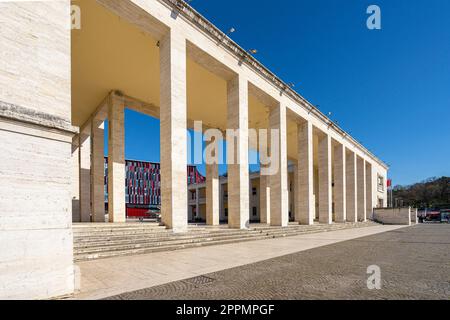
[71,0,388,169]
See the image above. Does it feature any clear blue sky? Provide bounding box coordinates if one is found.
[107,0,450,186]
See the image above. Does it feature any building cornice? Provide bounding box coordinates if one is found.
[159,0,389,169]
[0,100,78,135]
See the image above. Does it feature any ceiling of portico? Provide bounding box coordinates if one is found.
[71,0,305,160]
[72,0,160,126]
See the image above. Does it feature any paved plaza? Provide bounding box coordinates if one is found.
[74,224,405,299]
[105,224,450,300]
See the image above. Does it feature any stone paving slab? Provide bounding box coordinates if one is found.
[105,224,450,300]
[73,224,406,299]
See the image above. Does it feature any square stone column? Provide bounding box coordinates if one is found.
[206,140,220,226]
[72,135,80,222]
[249,178,253,220]
[357,157,367,222]
[219,182,225,221]
[195,187,200,221]
[366,161,373,219]
[411,208,418,224]
[292,164,297,222]
[296,121,314,225]
[160,30,188,233]
[91,119,105,222]
[107,93,126,223]
[269,104,289,227]
[188,201,193,222]
[346,150,358,222]
[259,175,270,224]
[318,133,332,224]
[227,75,249,229]
[333,143,346,223]
[79,124,91,222]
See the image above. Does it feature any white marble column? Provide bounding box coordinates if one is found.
[219,182,225,222]
[72,135,80,222]
[249,178,253,220]
[108,93,126,223]
[195,187,200,221]
[269,104,289,227]
[366,161,373,219]
[318,133,332,224]
[346,150,358,222]
[296,121,314,225]
[160,30,188,232]
[91,118,105,222]
[188,202,193,222]
[259,175,270,224]
[334,143,346,223]
[206,140,220,226]
[357,157,367,222]
[227,75,250,229]
[292,164,298,223]
[79,124,91,222]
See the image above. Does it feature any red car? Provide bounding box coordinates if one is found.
[426,210,442,221]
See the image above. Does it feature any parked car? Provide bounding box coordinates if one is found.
[138,206,161,222]
[425,210,442,222]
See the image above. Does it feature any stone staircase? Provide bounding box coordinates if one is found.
[73,221,378,262]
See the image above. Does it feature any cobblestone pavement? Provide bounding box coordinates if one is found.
[105,224,450,300]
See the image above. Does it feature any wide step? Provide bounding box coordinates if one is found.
[73,221,378,262]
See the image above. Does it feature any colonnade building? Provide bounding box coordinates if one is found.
[0,0,388,299]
